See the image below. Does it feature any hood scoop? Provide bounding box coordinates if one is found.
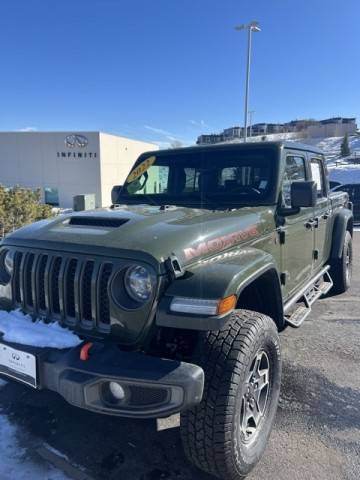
[67,217,129,228]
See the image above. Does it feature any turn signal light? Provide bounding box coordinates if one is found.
[170,295,237,316]
[217,295,237,315]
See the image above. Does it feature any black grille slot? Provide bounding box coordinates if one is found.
[99,263,113,325]
[13,252,23,304]
[65,259,77,318]
[68,217,129,228]
[128,386,168,407]
[24,253,35,307]
[38,255,48,311]
[51,257,62,314]
[81,261,94,322]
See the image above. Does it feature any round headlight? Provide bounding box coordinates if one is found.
[4,250,15,276]
[124,265,156,303]
[0,250,15,285]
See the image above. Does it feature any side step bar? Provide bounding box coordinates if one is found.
[284,266,333,328]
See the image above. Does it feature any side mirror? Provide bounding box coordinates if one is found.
[111,185,123,204]
[291,181,317,208]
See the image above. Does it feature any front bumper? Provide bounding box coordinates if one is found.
[0,340,204,418]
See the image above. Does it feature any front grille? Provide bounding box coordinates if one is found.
[11,250,115,333]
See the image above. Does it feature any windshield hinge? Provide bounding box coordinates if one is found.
[165,254,185,279]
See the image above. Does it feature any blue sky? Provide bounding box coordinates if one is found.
[0,0,359,147]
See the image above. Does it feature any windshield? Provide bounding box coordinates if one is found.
[117,147,278,208]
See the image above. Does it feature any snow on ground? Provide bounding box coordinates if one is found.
[220,132,360,165]
[0,310,82,349]
[302,135,360,164]
[0,382,69,480]
[0,413,70,480]
[221,131,301,144]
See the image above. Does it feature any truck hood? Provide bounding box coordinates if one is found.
[5,204,274,268]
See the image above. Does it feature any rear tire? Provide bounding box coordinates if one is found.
[180,310,281,480]
[330,230,352,294]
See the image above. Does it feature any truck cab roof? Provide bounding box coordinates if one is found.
[145,141,324,158]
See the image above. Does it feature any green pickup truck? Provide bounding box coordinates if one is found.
[0,142,353,479]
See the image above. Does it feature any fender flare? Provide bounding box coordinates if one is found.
[330,208,353,260]
[156,248,283,331]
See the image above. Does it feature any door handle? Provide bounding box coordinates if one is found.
[305,218,319,230]
[305,219,315,230]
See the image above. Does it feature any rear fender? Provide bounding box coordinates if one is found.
[330,208,353,260]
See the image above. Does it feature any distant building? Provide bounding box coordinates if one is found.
[320,117,356,125]
[223,126,243,139]
[196,134,226,145]
[196,117,358,145]
[0,131,158,208]
[283,119,318,132]
[308,118,357,138]
[250,123,268,136]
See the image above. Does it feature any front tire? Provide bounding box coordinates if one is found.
[180,310,282,480]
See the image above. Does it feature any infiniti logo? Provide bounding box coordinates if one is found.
[12,353,20,361]
[65,134,88,148]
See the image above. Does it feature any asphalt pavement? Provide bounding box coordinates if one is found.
[0,235,359,480]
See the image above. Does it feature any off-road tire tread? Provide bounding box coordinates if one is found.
[331,230,352,294]
[180,310,279,480]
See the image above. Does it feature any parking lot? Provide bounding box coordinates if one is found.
[0,235,359,480]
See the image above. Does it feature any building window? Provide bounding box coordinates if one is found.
[44,187,59,206]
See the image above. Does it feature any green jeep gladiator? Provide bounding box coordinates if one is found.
[0,142,353,479]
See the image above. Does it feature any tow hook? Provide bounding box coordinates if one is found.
[80,342,93,361]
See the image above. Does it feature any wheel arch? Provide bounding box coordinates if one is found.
[330,208,353,260]
[236,267,285,331]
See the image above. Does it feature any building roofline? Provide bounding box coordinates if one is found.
[0,130,158,147]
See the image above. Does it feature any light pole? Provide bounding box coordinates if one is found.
[235,21,261,142]
[249,110,255,137]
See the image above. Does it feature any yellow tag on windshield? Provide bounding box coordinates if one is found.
[126,156,156,183]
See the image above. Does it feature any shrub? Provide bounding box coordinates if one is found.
[340,134,351,158]
[0,186,54,237]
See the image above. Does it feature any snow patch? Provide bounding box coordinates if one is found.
[0,414,69,480]
[0,310,82,349]
[221,133,360,165]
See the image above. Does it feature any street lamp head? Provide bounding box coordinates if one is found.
[249,21,261,32]
[235,21,261,32]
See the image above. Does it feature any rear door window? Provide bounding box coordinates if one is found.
[282,155,306,207]
[310,159,326,198]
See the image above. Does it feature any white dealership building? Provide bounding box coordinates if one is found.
[0,131,158,208]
